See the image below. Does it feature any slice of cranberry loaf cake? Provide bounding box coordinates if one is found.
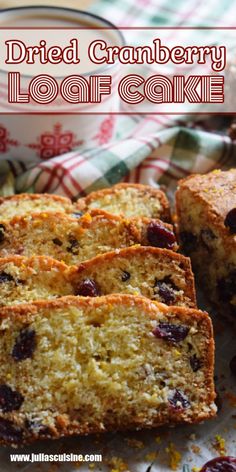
[76,183,171,221]
[0,256,72,306]
[0,294,216,446]
[0,194,75,220]
[0,210,177,265]
[176,169,236,320]
[0,248,195,307]
[70,247,196,307]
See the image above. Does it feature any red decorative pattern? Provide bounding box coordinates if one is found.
[0,125,19,153]
[93,115,115,145]
[27,123,83,160]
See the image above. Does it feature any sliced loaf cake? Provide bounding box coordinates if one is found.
[0,294,216,446]
[0,210,177,265]
[0,248,194,307]
[76,183,171,221]
[0,193,74,220]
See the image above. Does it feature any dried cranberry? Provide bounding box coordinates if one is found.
[225,209,236,234]
[217,271,236,302]
[12,328,36,362]
[75,278,100,297]
[153,322,189,343]
[0,272,14,283]
[67,238,80,255]
[229,355,236,376]
[121,271,131,282]
[52,238,63,246]
[190,354,203,372]
[147,222,176,249]
[168,389,190,409]
[200,456,236,472]
[0,224,5,243]
[0,384,24,412]
[153,277,176,305]
[0,418,23,443]
[180,231,197,253]
[72,212,83,218]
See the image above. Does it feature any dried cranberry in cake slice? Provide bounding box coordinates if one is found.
[152,322,189,343]
[146,222,176,249]
[0,210,177,265]
[75,279,101,297]
[176,169,236,322]
[135,217,177,251]
[0,385,24,412]
[224,209,236,234]
[75,183,171,221]
[0,294,216,446]
[12,328,36,361]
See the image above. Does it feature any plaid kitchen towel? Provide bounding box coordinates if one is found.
[0,0,236,197]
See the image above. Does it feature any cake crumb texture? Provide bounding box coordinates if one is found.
[0,294,216,446]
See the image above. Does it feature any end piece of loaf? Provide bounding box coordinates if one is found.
[176,169,236,320]
[0,294,216,446]
[0,210,177,265]
[76,183,171,221]
[0,194,75,220]
[0,248,195,307]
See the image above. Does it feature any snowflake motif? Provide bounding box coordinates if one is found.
[0,125,19,153]
[93,115,115,145]
[27,123,83,160]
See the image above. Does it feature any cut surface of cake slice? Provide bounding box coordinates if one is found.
[0,194,74,220]
[176,169,236,320]
[71,246,196,307]
[0,248,195,307]
[0,210,177,265]
[0,256,71,306]
[0,294,216,446]
[76,183,171,221]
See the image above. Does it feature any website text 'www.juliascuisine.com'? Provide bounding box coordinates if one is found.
[9,452,103,464]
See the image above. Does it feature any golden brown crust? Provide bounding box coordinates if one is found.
[0,193,72,206]
[176,169,236,244]
[0,294,216,446]
[0,255,68,271]
[0,293,176,318]
[76,183,171,221]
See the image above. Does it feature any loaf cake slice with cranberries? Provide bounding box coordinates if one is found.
[76,183,171,221]
[176,169,236,321]
[0,248,195,307]
[0,256,72,306]
[0,210,177,265]
[0,294,216,446]
[71,247,196,307]
[0,194,75,221]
